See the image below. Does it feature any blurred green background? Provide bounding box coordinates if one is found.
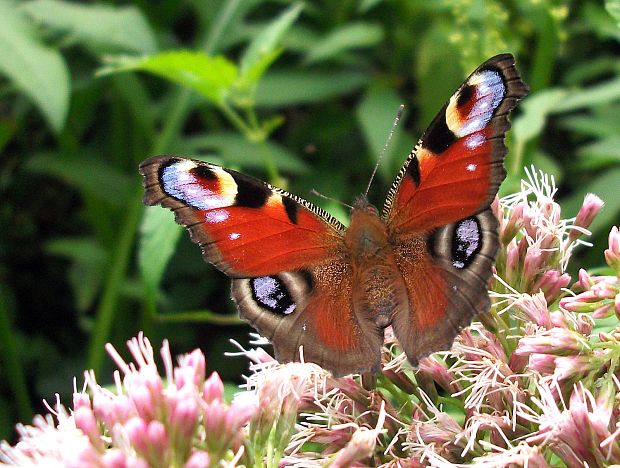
[1,0,619,440]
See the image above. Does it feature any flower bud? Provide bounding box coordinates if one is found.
[203,372,224,404]
[501,202,526,244]
[605,226,620,274]
[515,328,589,356]
[534,270,571,303]
[568,194,604,243]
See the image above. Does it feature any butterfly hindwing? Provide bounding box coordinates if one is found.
[390,209,500,364]
[385,54,527,365]
[232,267,383,376]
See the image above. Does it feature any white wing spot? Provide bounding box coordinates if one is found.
[204,209,229,223]
[465,132,485,150]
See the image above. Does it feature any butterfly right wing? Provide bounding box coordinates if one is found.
[383,55,528,366]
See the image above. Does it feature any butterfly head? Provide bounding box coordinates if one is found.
[351,195,379,216]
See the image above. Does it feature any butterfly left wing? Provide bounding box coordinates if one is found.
[140,156,383,376]
[383,54,528,365]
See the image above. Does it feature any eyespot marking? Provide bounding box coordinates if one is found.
[250,276,296,315]
[160,160,237,210]
[452,217,482,269]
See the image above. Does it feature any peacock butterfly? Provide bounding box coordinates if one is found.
[140,54,528,377]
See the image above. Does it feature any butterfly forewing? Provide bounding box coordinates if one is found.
[140,156,345,277]
[383,54,528,233]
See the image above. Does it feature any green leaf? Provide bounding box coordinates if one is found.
[583,2,620,41]
[24,153,133,206]
[357,84,403,158]
[139,207,182,298]
[305,22,384,64]
[415,25,462,130]
[172,132,309,174]
[20,0,157,54]
[46,238,107,311]
[606,0,620,28]
[561,106,620,138]
[512,89,567,144]
[554,77,620,112]
[237,3,303,89]
[577,137,620,167]
[0,0,69,132]
[358,0,385,13]
[355,83,417,181]
[100,51,238,105]
[256,70,368,106]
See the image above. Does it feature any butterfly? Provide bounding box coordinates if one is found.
[140,54,528,377]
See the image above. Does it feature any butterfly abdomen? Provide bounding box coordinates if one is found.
[352,263,410,329]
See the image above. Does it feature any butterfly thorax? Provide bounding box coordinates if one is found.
[345,197,410,328]
[345,197,388,260]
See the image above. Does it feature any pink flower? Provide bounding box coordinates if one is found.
[533,270,571,303]
[515,328,590,356]
[568,193,604,244]
[330,402,386,468]
[605,226,620,274]
[527,379,620,466]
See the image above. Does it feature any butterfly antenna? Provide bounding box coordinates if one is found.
[364,104,405,197]
[310,189,353,210]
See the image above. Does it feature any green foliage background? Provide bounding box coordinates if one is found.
[0,0,619,441]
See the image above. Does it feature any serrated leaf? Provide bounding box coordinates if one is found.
[238,3,303,88]
[172,132,309,174]
[139,207,183,297]
[100,51,238,105]
[25,153,133,206]
[256,70,368,106]
[305,22,384,64]
[20,0,156,54]
[0,0,69,132]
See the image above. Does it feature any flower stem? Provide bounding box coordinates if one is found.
[0,285,33,421]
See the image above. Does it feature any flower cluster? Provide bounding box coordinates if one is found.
[1,169,619,467]
[0,335,256,467]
